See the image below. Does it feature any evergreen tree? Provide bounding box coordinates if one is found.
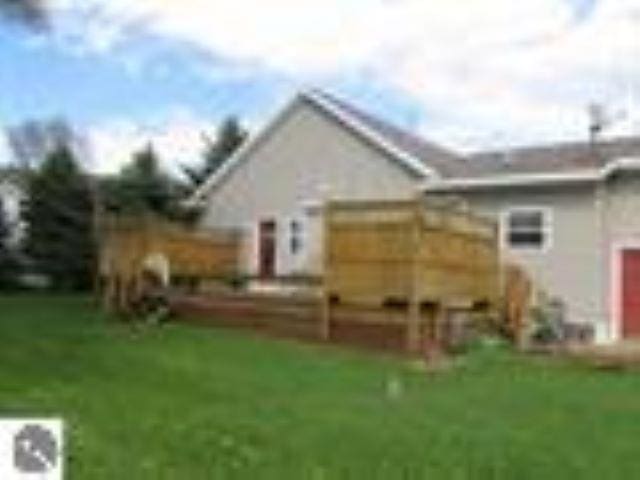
[102,143,181,219]
[22,144,95,290]
[182,117,247,190]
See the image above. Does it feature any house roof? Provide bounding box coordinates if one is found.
[190,90,458,203]
[422,138,640,191]
[311,92,640,188]
[301,92,640,182]
[460,136,640,177]
[189,89,640,202]
[306,90,466,177]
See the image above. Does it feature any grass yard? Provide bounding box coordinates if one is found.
[1,296,640,479]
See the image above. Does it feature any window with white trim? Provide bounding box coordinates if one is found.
[503,207,552,251]
[289,219,303,255]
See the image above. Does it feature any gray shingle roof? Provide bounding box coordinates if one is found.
[311,91,468,177]
[315,90,640,179]
[462,136,640,177]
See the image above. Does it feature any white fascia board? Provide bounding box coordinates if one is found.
[422,156,640,192]
[422,170,601,191]
[603,156,640,176]
[302,91,439,180]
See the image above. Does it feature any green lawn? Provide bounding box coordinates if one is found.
[1,296,640,479]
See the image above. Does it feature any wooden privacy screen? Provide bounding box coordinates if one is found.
[323,199,500,351]
[99,216,241,310]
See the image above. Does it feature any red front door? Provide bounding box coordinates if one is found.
[622,249,640,338]
[258,220,277,278]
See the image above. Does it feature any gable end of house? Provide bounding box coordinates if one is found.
[188,91,450,205]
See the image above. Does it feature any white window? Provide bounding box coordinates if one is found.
[289,219,303,255]
[503,207,552,251]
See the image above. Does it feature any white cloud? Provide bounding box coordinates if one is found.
[58,0,640,150]
[87,107,215,174]
[63,0,570,71]
[385,0,640,149]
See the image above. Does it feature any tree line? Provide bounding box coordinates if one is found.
[0,117,247,291]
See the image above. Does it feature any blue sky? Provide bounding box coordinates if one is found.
[0,0,637,172]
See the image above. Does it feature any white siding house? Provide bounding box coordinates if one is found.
[192,91,453,277]
[0,170,25,247]
[190,89,640,344]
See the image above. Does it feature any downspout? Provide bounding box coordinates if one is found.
[593,142,612,343]
[594,178,611,342]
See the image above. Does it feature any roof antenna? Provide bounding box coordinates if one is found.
[588,102,606,144]
[490,130,512,164]
[588,102,628,143]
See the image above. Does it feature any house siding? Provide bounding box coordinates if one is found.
[0,178,25,247]
[428,184,609,341]
[603,173,640,340]
[607,175,640,240]
[199,99,420,276]
[194,91,639,344]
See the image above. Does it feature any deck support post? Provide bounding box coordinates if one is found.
[320,294,331,341]
[407,198,423,354]
[407,299,421,354]
[428,302,447,358]
[321,201,333,341]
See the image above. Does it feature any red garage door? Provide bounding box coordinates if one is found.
[622,249,640,338]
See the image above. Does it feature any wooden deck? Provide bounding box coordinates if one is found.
[171,292,431,356]
[99,216,241,312]
[322,199,499,353]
